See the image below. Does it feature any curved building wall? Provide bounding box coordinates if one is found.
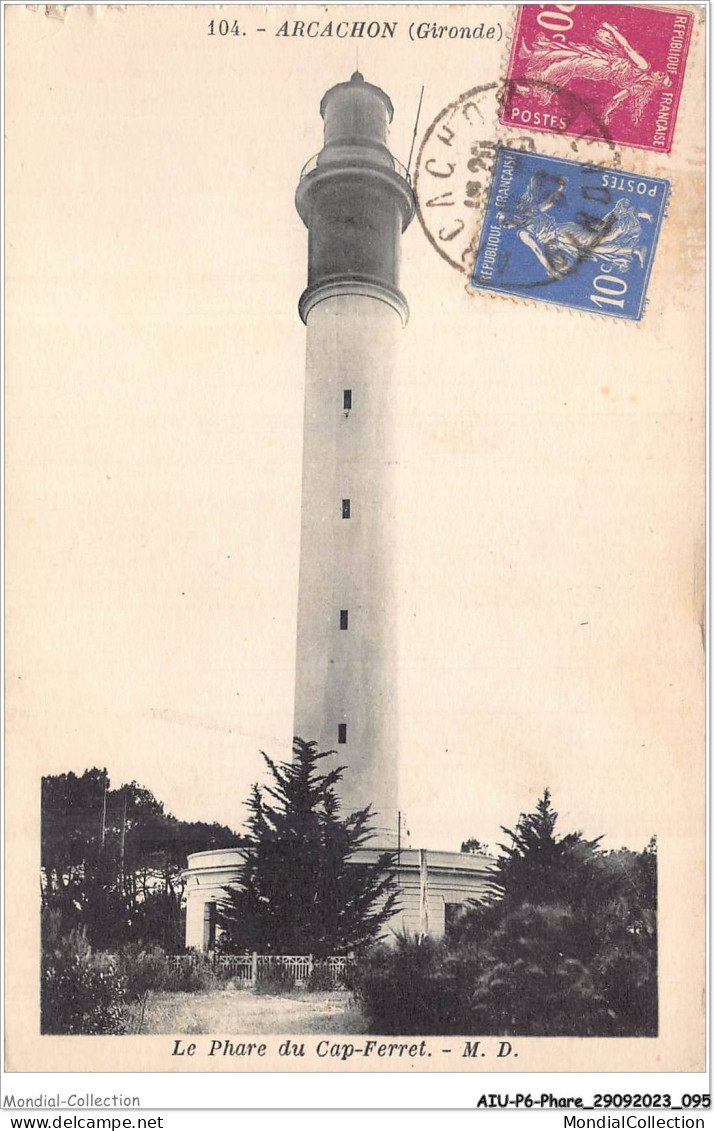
[184,848,492,951]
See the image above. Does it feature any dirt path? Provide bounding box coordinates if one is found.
[132,988,367,1035]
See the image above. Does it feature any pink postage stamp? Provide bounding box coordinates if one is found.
[500,4,694,154]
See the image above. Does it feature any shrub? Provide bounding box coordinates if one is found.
[350,933,482,1034]
[41,927,127,1035]
[255,963,296,995]
[350,913,624,1037]
[117,943,172,999]
[166,959,221,993]
[468,904,610,1036]
[591,932,657,1037]
[117,944,226,997]
[306,962,336,993]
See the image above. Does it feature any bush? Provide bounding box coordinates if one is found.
[468,904,610,1036]
[117,943,172,998]
[591,925,657,1037]
[255,963,296,995]
[116,944,225,997]
[306,962,337,993]
[350,933,482,1034]
[166,959,221,993]
[41,926,127,1035]
[351,902,657,1037]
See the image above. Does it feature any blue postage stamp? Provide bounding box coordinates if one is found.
[471,148,669,321]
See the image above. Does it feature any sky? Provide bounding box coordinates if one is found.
[7,3,705,856]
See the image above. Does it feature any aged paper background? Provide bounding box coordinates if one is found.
[5,2,706,1072]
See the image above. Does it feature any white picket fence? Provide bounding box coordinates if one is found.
[166,952,350,988]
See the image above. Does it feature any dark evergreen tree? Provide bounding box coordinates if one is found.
[587,837,658,1035]
[41,768,243,948]
[451,791,657,1035]
[354,792,657,1037]
[216,738,398,956]
[485,787,603,911]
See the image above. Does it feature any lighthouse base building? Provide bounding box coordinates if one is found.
[184,73,491,951]
[185,846,491,952]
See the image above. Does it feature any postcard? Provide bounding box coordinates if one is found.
[4,2,706,1077]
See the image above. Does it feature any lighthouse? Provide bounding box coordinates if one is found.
[183,75,492,950]
[293,72,414,836]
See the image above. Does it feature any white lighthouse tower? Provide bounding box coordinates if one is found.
[293,72,414,836]
[183,75,492,951]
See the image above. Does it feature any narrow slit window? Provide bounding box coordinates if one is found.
[340,609,349,630]
[342,499,351,519]
[343,389,352,411]
[338,723,347,744]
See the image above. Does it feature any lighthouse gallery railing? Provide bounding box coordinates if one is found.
[299,151,411,183]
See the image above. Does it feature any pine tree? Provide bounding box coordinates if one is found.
[216,738,398,956]
[486,788,603,910]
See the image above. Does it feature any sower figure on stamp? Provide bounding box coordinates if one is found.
[497,173,653,281]
[519,22,672,125]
